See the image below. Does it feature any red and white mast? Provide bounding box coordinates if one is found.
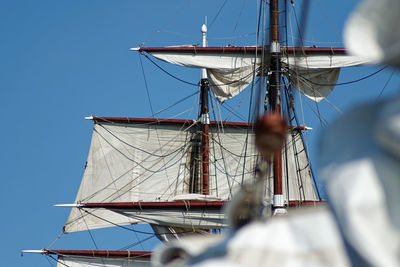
[269,0,285,215]
[199,23,210,195]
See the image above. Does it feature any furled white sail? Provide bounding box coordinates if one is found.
[57,255,150,267]
[207,66,257,102]
[138,47,368,102]
[110,208,226,230]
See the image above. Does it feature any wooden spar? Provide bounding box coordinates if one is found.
[80,201,225,210]
[87,116,310,131]
[43,249,152,258]
[135,46,348,55]
[200,24,210,195]
[269,0,284,212]
[200,79,210,195]
[66,200,323,210]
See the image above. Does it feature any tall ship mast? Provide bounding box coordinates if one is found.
[22,1,378,266]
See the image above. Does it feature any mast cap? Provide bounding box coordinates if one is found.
[201,24,207,33]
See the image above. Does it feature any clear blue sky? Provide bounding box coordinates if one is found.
[1,1,398,266]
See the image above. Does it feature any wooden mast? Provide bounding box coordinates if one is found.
[269,0,285,214]
[200,23,210,195]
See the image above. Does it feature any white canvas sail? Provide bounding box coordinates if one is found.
[57,255,150,267]
[65,118,318,233]
[282,129,318,202]
[136,46,369,102]
[64,118,257,233]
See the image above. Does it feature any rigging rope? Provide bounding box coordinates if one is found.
[118,234,155,251]
[139,53,155,117]
[208,0,229,30]
[229,0,248,42]
[141,53,199,86]
[220,102,248,122]
[80,209,214,236]
[46,231,64,250]
[80,209,100,250]
[298,66,388,86]
[158,29,255,40]
[44,255,56,267]
[132,226,146,250]
[142,52,260,88]
[315,0,341,41]
[47,255,68,267]
[139,0,193,46]
[376,70,395,100]
[152,91,198,116]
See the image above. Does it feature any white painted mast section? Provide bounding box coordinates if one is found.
[54,203,80,207]
[200,23,210,125]
[201,24,207,79]
[22,250,46,254]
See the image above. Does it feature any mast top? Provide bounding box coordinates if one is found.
[201,24,207,34]
[201,23,207,79]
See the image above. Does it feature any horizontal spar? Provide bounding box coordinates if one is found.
[132,46,347,55]
[55,200,324,210]
[85,116,310,131]
[22,249,152,258]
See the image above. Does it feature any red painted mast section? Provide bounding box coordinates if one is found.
[270,0,284,212]
[44,249,151,258]
[137,46,348,55]
[76,200,322,210]
[200,80,210,195]
[200,24,210,195]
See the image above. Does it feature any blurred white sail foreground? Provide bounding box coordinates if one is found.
[152,96,400,267]
[138,47,368,102]
[319,97,400,267]
[344,0,400,67]
[64,118,318,233]
[152,207,350,267]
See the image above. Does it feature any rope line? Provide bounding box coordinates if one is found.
[376,70,395,100]
[153,91,198,117]
[80,209,217,236]
[298,66,388,86]
[141,53,199,86]
[208,0,229,30]
[118,235,155,251]
[139,53,155,117]
[80,209,100,250]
